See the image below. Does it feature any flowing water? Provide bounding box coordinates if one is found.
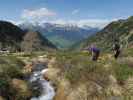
[30,63,55,100]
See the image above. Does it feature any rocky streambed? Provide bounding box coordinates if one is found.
[25,56,56,100]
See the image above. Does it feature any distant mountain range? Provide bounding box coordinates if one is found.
[19,22,99,49]
[1,15,133,52]
[0,21,56,52]
[72,16,133,51]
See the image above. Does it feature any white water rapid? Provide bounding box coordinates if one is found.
[30,68,55,100]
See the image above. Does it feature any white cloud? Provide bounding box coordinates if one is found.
[19,7,114,28]
[21,8,56,20]
[72,9,79,15]
[77,19,111,28]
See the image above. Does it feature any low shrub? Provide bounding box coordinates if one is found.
[111,61,133,85]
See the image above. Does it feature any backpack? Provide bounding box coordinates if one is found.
[114,43,120,50]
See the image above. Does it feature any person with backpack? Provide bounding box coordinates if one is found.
[112,39,121,59]
[84,44,100,61]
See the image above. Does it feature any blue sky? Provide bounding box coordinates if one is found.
[0,0,133,27]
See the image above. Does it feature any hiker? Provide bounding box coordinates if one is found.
[84,44,100,61]
[112,39,121,59]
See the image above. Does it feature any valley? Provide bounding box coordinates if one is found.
[19,22,99,49]
[0,16,133,100]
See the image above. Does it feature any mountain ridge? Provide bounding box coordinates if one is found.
[72,16,133,51]
[0,21,56,52]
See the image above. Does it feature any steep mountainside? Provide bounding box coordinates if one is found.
[0,21,56,52]
[19,22,99,49]
[21,31,56,52]
[0,21,25,51]
[74,16,133,50]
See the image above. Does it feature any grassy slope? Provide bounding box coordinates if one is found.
[0,46,133,100]
[46,47,133,100]
[0,52,48,100]
[0,55,31,100]
[54,47,133,83]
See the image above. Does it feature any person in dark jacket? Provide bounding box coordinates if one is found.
[112,39,121,59]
